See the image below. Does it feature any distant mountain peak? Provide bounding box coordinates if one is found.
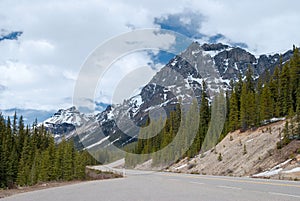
[201,43,229,51]
[42,106,94,139]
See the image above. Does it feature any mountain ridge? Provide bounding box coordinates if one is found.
[41,42,295,150]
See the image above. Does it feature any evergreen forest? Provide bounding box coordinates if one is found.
[0,113,97,188]
[125,47,300,167]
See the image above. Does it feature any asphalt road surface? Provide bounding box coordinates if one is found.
[2,169,300,201]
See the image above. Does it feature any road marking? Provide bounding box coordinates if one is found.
[160,173,300,188]
[217,185,241,190]
[168,178,180,181]
[190,176,300,188]
[189,181,204,185]
[268,192,300,198]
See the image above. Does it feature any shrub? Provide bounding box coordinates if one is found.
[243,144,247,155]
[218,153,223,161]
[187,163,196,170]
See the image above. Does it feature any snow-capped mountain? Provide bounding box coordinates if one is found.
[42,106,94,141]
[43,42,294,150]
[44,106,91,127]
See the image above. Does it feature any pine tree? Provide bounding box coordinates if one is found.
[260,83,273,121]
[279,64,291,116]
[219,90,231,141]
[1,116,13,187]
[12,112,17,136]
[187,81,210,157]
[63,141,75,181]
[0,114,6,188]
[240,67,256,130]
[30,150,41,185]
[39,150,51,181]
[17,136,32,186]
[74,151,86,180]
[245,66,255,92]
[228,89,239,131]
[202,92,226,151]
[240,83,248,130]
[16,116,26,157]
[269,66,281,117]
[54,139,65,180]
[6,145,18,187]
[289,48,300,112]
[198,81,210,148]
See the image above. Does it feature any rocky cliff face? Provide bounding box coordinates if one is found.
[42,106,93,142]
[43,42,294,150]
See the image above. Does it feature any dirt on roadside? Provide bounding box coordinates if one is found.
[0,180,82,199]
[0,168,123,199]
[168,120,300,180]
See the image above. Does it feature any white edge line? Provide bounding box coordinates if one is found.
[189,181,204,185]
[168,178,180,181]
[268,192,300,198]
[217,185,242,190]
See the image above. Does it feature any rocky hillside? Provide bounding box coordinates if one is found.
[168,119,300,180]
[43,42,294,150]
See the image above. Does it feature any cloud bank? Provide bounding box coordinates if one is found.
[0,0,299,114]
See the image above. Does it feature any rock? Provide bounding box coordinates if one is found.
[43,42,295,152]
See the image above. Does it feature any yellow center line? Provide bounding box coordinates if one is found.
[160,173,300,188]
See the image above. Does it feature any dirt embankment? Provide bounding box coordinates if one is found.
[0,181,83,199]
[0,168,122,199]
[168,120,300,180]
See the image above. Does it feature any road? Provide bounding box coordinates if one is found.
[2,169,300,201]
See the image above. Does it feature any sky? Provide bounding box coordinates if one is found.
[1,0,300,117]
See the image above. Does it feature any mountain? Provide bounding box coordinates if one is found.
[42,106,94,142]
[43,42,294,150]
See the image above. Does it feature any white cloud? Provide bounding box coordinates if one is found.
[189,0,300,53]
[95,51,160,104]
[0,61,74,110]
[20,39,55,53]
[0,0,300,112]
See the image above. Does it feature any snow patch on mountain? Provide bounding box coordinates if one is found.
[43,106,91,127]
[40,42,295,152]
[84,136,110,150]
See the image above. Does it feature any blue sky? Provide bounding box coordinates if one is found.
[0,0,300,119]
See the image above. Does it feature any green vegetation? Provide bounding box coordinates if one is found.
[243,144,247,155]
[125,84,226,167]
[218,153,223,161]
[125,46,300,168]
[0,113,97,188]
[225,47,300,137]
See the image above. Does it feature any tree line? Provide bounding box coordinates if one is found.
[125,46,300,167]
[0,113,97,188]
[224,47,300,133]
[125,81,220,167]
